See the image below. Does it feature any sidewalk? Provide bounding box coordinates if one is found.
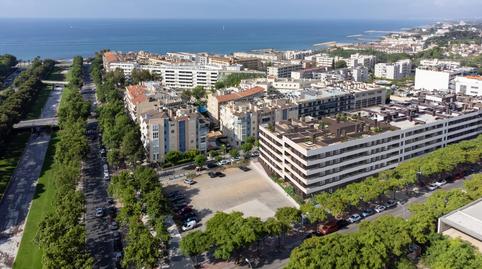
[166,216,194,269]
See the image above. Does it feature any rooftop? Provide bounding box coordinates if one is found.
[215,86,265,103]
[440,198,482,243]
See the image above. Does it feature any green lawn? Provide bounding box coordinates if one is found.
[13,133,59,269]
[25,86,52,120]
[0,132,30,199]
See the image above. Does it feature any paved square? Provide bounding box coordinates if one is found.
[163,162,297,226]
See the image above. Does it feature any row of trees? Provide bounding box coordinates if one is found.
[0,54,17,88]
[108,167,170,268]
[90,53,144,168]
[0,58,54,144]
[301,134,482,222]
[180,207,301,264]
[288,174,482,269]
[36,56,93,268]
[92,52,169,268]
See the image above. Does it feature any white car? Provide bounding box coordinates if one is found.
[434,180,447,187]
[184,178,194,185]
[374,205,386,213]
[182,220,197,231]
[427,183,439,191]
[95,208,104,217]
[347,214,362,223]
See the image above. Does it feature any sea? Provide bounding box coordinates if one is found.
[0,19,431,60]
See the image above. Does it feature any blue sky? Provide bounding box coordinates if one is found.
[0,0,481,20]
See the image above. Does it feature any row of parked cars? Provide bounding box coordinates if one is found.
[166,191,199,232]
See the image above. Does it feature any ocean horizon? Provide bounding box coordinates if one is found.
[0,18,431,60]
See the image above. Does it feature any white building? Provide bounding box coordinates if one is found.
[315,54,336,68]
[352,66,369,82]
[259,94,482,195]
[159,64,223,89]
[415,67,476,92]
[455,76,482,96]
[374,59,412,80]
[348,53,376,69]
[268,63,303,78]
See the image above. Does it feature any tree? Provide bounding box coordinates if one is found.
[423,235,482,269]
[275,207,301,226]
[194,154,206,167]
[335,60,347,69]
[229,148,239,159]
[165,151,182,164]
[191,86,206,100]
[241,142,253,154]
[180,231,212,265]
[122,221,161,269]
[131,68,154,84]
[264,217,288,248]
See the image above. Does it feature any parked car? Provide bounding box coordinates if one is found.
[434,180,447,187]
[318,220,341,235]
[427,183,439,191]
[175,207,193,217]
[374,205,386,213]
[206,161,218,169]
[361,208,374,217]
[347,214,362,223]
[384,200,397,209]
[112,231,121,241]
[239,166,251,172]
[184,178,194,185]
[183,215,199,223]
[95,208,104,218]
[110,221,119,231]
[250,151,259,157]
[215,172,225,177]
[208,172,216,178]
[182,220,197,231]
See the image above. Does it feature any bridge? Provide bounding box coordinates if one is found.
[41,80,69,85]
[13,117,59,129]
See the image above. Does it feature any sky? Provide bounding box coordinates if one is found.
[0,0,481,20]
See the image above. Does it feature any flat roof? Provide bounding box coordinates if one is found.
[440,198,482,242]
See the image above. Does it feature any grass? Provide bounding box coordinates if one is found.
[13,133,59,269]
[25,86,52,120]
[0,132,30,199]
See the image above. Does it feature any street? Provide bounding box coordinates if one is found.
[0,85,62,268]
[81,65,116,269]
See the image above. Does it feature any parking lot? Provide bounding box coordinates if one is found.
[163,162,297,228]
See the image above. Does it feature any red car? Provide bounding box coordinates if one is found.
[318,221,340,235]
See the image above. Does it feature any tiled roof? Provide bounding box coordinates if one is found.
[127,85,147,105]
[215,86,265,103]
[465,75,482,81]
[103,51,120,63]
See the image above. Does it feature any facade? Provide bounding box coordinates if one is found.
[207,86,266,120]
[139,107,208,162]
[455,76,482,96]
[158,64,222,89]
[268,63,303,78]
[315,54,335,68]
[348,53,376,69]
[352,66,369,82]
[414,67,476,92]
[374,59,412,80]
[259,94,482,196]
[219,99,299,146]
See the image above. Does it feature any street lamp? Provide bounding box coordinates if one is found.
[245,258,253,268]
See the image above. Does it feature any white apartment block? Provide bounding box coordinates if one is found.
[159,64,222,89]
[419,59,461,70]
[233,52,280,62]
[268,63,303,78]
[259,94,482,196]
[219,99,299,146]
[415,67,476,92]
[352,66,369,82]
[348,53,376,69]
[455,76,482,96]
[139,107,208,162]
[314,54,335,68]
[374,59,412,80]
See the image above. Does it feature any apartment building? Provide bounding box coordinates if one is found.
[348,53,376,69]
[352,66,369,82]
[219,99,299,146]
[160,64,223,89]
[207,86,266,120]
[139,107,209,162]
[314,54,336,68]
[374,59,412,80]
[234,58,263,70]
[415,67,476,92]
[294,83,387,118]
[268,63,303,78]
[259,93,482,196]
[455,76,482,96]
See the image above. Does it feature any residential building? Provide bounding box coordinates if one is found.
[314,54,336,68]
[348,53,376,69]
[438,198,482,252]
[415,67,476,92]
[268,63,303,78]
[455,76,482,96]
[219,99,298,146]
[352,66,369,82]
[419,59,461,70]
[139,107,208,162]
[259,93,482,196]
[233,51,280,62]
[374,59,412,80]
[207,86,266,120]
[160,64,222,89]
[234,58,263,70]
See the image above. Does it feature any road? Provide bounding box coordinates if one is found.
[81,65,116,269]
[0,85,62,268]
